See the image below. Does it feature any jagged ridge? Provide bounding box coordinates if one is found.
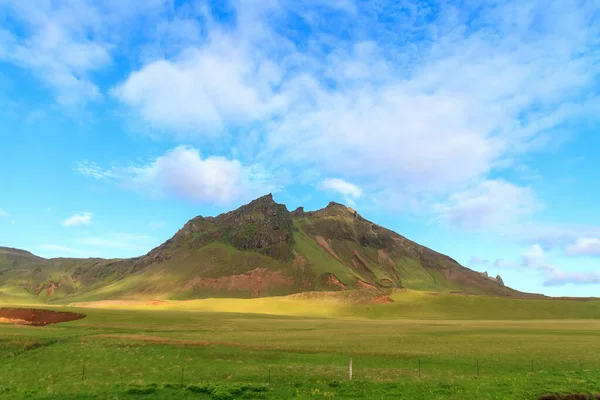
[0,194,539,302]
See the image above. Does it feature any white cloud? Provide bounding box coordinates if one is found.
[565,238,600,257]
[318,178,363,204]
[0,2,109,105]
[543,268,600,287]
[79,145,277,205]
[62,212,92,227]
[522,244,546,267]
[0,0,168,105]
[492,244,600,286]
[111,0,599,210]
[434,180,541,229]
[76,161,116,180]
[112,44,274,133]
[0,210,7,217]
[510,223,600,250]
[7,0,598,243]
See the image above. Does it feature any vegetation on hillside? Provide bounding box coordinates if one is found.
[0,194,539,302]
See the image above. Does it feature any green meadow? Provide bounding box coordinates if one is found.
[1,291,600,399]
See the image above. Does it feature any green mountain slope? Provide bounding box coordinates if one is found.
[0,195,538,303]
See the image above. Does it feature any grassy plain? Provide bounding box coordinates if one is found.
[0,291,599,399]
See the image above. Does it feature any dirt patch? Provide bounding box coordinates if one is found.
[377,249,394,265]
[183,268,294,298]
[350,251,379,283]
[315,236,345,264]
[292,250,309,267]
[355,280,376,290]
[321,273,347,291]
[539,395,600,400]
[0,308,85,326]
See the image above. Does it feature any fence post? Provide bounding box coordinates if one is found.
[349,358,353,381]
[580,360,582,370]
[81,365,85,382]
[476,360,479,377]
[269,368,271,385]
[418,359,421,377]
[531,360,533,372]
[181,367,184,386]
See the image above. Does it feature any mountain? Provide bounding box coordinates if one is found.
[0,194,537,303]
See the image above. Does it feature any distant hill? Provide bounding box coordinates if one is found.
[0,194,539,303]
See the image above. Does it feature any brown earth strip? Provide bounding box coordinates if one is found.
[315,236,345,264]
[0,308,85,326]
[322,273,347,291]
[182,267,293,298]
[355,280,377,290]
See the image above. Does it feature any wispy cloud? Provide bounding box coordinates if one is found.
[565,238,600,257]
[0,210,8,217]
[510,223,600,251]
[434,180,541,230]
[543,269,600,287]
[5,0,600,261]
[492,244,600,286]
[78,146,279,205]
[62,212,92,227]
[0,1,168,106]
[76,161,116,180]
[318,178,363,205]
[114,0,598,196]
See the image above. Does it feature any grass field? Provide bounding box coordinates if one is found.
[1,291,600,399]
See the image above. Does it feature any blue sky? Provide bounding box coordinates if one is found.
[0,0,599,296]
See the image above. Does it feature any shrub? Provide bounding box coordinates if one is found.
[126,386,157,395]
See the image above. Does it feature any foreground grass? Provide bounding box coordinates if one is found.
[0,295,599,399]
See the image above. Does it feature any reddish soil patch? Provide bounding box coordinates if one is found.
[352,250,370,267]
[292,250,309,267]
[350,251,379,283]
[183,268,294,298]
[0,308,85,326]
[355,280,376,290]
[377,249,394,265]
[315,236,345,264]
[322,273,347,291]
[45,281,59,296]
